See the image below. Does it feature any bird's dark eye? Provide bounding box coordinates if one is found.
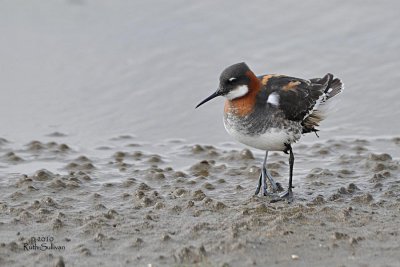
[227,77,237,83]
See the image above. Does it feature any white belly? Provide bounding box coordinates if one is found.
[224,120,297,151]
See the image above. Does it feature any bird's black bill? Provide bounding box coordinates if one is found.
[195,91,221,108]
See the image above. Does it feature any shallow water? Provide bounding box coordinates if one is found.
[0,0,400,147]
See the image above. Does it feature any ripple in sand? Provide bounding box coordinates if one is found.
[46,132,67,137]
[32,169,55,181]
[3,152,24,163]
[110,135,136,141]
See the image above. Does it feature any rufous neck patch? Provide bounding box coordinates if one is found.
[224,71,261,117]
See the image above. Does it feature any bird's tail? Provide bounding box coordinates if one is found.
[324,73,344,99]
[302,73,344,134]
[311,73,344,99]
[309,73,344,112]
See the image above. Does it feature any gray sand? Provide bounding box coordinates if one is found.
[1,0,400,266]
[0,136,399,266]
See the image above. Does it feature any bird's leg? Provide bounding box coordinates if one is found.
[255,151,282,195]
[255,172,262,195]
[266,168,282,192]
[278,145,294,203]
[255,151,269,196]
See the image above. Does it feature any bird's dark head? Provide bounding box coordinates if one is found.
[196,62,253,108]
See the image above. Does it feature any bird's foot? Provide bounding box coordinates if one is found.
[279,189,293,202]
[254,185,261,196]
[268,180,279,192]
[270,188,293,203]
[255,168,279,196]
[274,182,284,192]
[254,183,273,196]
[266,170,283,193]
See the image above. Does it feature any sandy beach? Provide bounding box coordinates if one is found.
[0,136,399,266]
[1,0,400,266]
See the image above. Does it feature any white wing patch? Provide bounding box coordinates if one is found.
[226,85,249,100]
[267,92,280,106]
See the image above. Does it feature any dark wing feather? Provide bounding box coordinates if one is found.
[264,74,331,121]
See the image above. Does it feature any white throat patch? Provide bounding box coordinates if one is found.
[226,85,249,100]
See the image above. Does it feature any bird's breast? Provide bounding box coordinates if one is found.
[224,98,255,117]
[223,110,302,151]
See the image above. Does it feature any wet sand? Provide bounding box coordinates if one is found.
[0,135,399,267]
[1,0,400,266]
